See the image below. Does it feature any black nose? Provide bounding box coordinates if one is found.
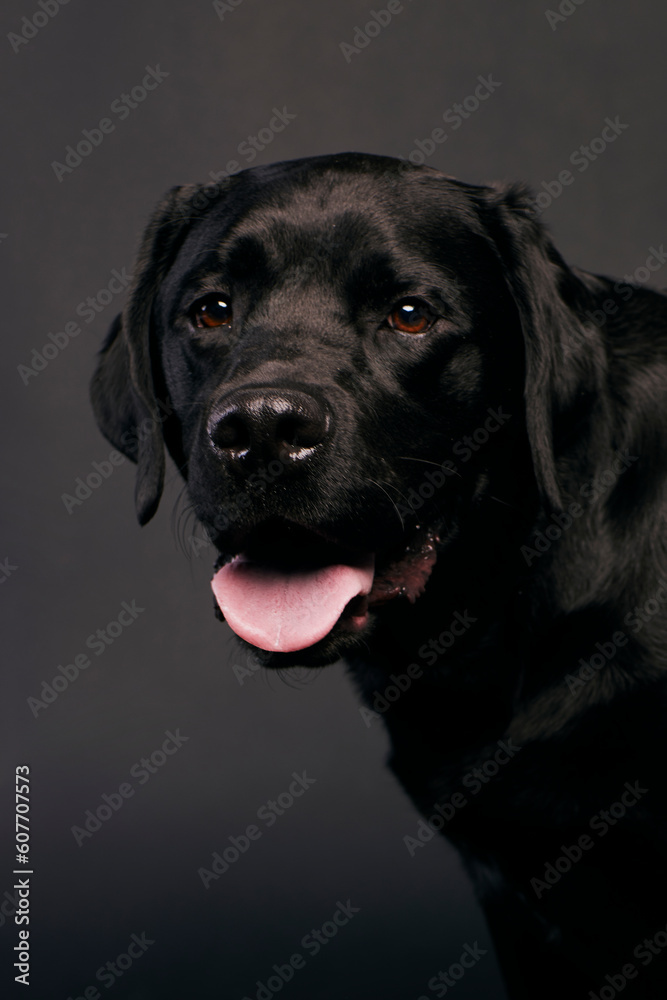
[208,388,330,466]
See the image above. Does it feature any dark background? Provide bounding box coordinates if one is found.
[1,2,665,998]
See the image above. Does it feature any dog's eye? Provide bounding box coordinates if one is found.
[387,298,436,335]
[191,294,233,329]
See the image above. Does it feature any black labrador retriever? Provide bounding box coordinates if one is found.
[91,153,667,999]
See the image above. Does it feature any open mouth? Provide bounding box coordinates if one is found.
[210,520,439,653]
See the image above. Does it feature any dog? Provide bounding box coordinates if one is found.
[91,152,667,999]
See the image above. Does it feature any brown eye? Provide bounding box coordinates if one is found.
[388,298,436,335]
[191,294,232,329]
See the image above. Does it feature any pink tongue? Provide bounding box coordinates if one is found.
[211,555,375,652]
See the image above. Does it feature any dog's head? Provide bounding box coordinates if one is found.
[92,153,601,666]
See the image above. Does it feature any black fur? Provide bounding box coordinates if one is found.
[91,153,667,999]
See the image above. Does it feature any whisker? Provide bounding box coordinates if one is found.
[372,478,411,507]
[271,666,321,690]
[485,493,520,511]
[397,456,443,468]
[367,478,405,531]
[397,455,462,480]
[171,485,208,562]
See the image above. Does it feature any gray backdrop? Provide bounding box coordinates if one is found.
[2,1,665,997]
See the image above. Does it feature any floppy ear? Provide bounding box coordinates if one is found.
[475,183,604,511]
[91,184,206,525]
